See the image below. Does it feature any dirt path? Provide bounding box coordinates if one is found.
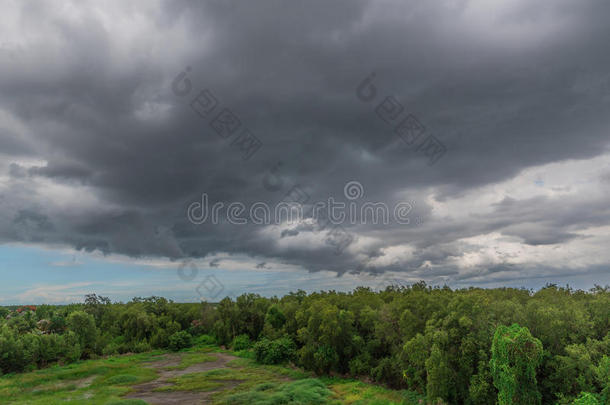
[125,352,241,405]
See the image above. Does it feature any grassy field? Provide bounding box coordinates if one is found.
[0,344,425,405]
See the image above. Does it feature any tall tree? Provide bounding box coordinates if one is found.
[490,324,543,405]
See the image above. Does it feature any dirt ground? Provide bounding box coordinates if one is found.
[125,352,241,405]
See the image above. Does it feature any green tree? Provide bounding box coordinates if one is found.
[426,331,454,403]
[66,311,97,355]
[572,392,601,405]
[490,324,543,405]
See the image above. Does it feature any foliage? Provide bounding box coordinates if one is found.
[168,330,193,351]
[0,284,609,404]
[231,334,252,351]
[66,310,97,356]
[253,337,297,365]
[572,392,602,404]
[222,379,332,404]
[490,323,543,405]
[193,334,217,346]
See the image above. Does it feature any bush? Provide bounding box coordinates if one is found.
[193,334,216,346]
[102,342,120,356]
[253,336,296,365]
[168,331,193,351]
[0,325,27,373]
[231,334,251,351]
[131,341,151,353]
[188,319,207,336]
[371,355,405,389]
[349,353,372,376]
[150,320,180,349]
[38,333,64,366]
[62,331,82,363]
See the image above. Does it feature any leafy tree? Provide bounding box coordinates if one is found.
[490,324,543,405]
[253,336,296,364]
[426,333,454,403]
[168,330,192,351]
[231,334,251,351]
[572,392,601,405]
[403,333,430,393]
[66,311,97,355]
[84,293,111,324]
[265,304,286,330]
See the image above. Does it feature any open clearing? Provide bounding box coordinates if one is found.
[125,352,241,404]
[0,345,424,404]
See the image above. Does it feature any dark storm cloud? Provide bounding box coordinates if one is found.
[1,0,610,284]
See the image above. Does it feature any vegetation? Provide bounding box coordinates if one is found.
[0,350,159,404]
[490,324,543,405]
[0,284,608,404]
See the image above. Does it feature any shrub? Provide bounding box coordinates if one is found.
[131,340,151,353]
[188,319,207,336]
[0,325,27,373]
[253,336,296,365]
[371,355,405,389]
[102,342,120,356]
[349,353,372,376]
[62,331,82,363]
[193,334,216,346]
[231,334,251,351]
[168,331,193,351]
[150,320,180,349]
[38,333,65,366]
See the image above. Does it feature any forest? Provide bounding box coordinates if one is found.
[0,283,608,405]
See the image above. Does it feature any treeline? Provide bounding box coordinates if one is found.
[0,295,202,371]
[1,284,609,404]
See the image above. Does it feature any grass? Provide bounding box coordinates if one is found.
[0,345,424,405]
[154,373,225,392]
[220,379,332,404]
[326,379,425,405]
[0,352,160,404]
[164,350,217,370]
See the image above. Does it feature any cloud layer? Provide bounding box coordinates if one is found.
[1,0,610,287]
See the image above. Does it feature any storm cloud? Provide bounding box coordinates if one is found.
[1,0,610,287]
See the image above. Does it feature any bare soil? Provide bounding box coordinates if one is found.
[125,352,241,404]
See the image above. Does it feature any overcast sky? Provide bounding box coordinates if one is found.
[1,0,610,303]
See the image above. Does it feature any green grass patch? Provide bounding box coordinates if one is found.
[325,379,424,405]
[103,374,139,385]
[1,347,424,405]
[220,379,332,404]
[165,352,217,370]
[0,351,158,404]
